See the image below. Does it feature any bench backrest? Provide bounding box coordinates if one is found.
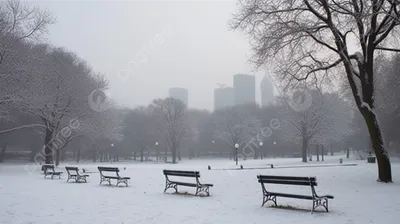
[42,164,55,169]
[65,166,79,175]
[98,166,120,174]
[65,166,78,171]
[163,170,200,178]
[257,175,317,186]
[42,164,55,173]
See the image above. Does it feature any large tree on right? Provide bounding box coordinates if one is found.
[232,0,400,182]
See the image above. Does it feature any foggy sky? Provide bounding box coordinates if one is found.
[34,0,270,111]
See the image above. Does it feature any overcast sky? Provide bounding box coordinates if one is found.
[33,0,271,111]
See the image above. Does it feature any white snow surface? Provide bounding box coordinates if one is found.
[1,156,400,224]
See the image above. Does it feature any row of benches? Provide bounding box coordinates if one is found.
[42,165,129,186]
[41,164,333,213]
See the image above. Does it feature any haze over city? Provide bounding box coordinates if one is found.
[35,0,272,110]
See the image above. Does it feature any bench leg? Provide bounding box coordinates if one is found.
[196,186,210,196]
[262,194,277,207]
[79,176,87,183]
[116,179,128,187]
[312,198,329,213]
[164,181,178,193]
[99,177,111,185]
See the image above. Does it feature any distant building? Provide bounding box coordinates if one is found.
[260,75,275,107]
[169,87,188,106]
[233,74,256,105]
[214,87,234,111]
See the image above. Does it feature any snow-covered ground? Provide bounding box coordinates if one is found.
[1,155,400,224]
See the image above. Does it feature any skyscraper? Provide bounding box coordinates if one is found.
[214,87,234,111]
[260,75,275,107]
[233,74,256,105]
[169,87,188,107]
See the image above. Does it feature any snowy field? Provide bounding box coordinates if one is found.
[1,156,400,224]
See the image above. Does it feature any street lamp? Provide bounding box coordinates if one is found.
[155,142,159,162]
[259,141,263,160]
[273,141,276,158]
[110,143,114,163]
[234,143,239,165]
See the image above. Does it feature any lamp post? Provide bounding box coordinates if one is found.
[155,141,159,162]
[234,143,239,165]
[259,141,263,159]
[110,143,114,162]
[273,141,276,158]
[212,140,215,157]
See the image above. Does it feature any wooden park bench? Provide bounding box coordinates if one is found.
[257,175,334,213]
[42,164,63,179]
[163,170,213,196]
[65,167,89,183]
[97,166,130,187]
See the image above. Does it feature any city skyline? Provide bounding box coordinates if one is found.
[170,73,275,111]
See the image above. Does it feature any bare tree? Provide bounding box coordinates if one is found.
[0,0,53,133]
[152,98,187,164]
[281,89,353,162]
[232,0,400,182]
[123,107,160,162]
[213,105,261,159]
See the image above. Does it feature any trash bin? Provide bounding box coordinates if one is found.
[367,156,376,163]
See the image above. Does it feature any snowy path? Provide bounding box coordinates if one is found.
[1,156,400,224]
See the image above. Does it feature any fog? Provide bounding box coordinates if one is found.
[34,0,265,110]
[1,1,400,222]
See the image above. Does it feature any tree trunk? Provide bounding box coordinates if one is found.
[61,149,66,161]
[321,145,324,161]
[92,144,97,162]
[363,110,392,182]
[302,138,308,163]
[114,151,119,162]
[55,149,60,166]
[133,151,137,160]
[316,145,320,161]
[77,148,81,163]
[140,149,144,162]
[172,143,177,164]
[92,150,96,162]
[44,128,54,164]
[346,148,350,158]
[30,148,38,162]
[331,143,334,156]
[0,143,7,163]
